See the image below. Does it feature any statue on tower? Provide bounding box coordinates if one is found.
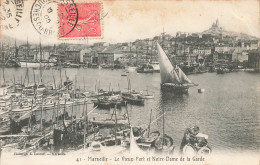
[216,19,219,27]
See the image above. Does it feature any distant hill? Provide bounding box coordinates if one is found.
[199,20,258,40]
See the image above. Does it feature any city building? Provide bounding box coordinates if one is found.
[64,50,81,63]
[193,47,212,56]
[80,49,92,64]
[248,50,260,68]
[174,55,197,65]
[97,52,114,65]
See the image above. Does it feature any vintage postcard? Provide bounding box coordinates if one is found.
[0,0,259,165]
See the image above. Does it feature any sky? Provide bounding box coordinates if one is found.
[1,0,259,45]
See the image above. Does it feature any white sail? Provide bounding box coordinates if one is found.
[130,127,146,155]
[156,43,180,84]
[178,67,192,84]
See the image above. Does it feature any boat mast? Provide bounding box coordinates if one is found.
[147,109,152,138]
[135,48,138,66]
[13,74,15,87]
[27,99,34,133]
[83,77,85,91]
[82,100,86,149]
[26,37,29,61]
[146,39,149,62]
[174,37,177,55]
[52,101,56,130]
[83,99,88,149]
[114,104,118,145]
[86,102,88,137]
[127,78,129,92]
[26,37,29,84]
[183,42,185,57]
[162,108,165,148]
[83,77,88,145]
[95,80,97,93]
[1,42,5,86]
[57,86,60,125]
[149,40,153,62]
[40,95,44,133]
[98,80,100,93]
[63,98,67,122]
[2,65,5,87]
[15,38,18,60]
[128,79,131,93]
[125,101,130,127]
[188,50,190,66]
[161,27,165,49]
[33,69,36,84]
[52,69,57,90]
[59,52,62,87]
[71,75,75,122]
[39,38,43,83]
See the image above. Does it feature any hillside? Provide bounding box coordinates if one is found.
[199,24,258,40]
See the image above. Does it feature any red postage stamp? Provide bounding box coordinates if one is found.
[58,2,102,39]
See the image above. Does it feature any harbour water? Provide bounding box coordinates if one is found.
[2,68,260,154]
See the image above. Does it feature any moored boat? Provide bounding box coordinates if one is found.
[136,64,154,73]
[150,62,160,73]
[121,72,128,76]
[12,106,31,112]
[139,94,154,99]
[90,119,128,126]
[121,92,144,105]
[93,95,123,109]
[19,61,55,68]
[127,66,137,72]
[216,67,230,74]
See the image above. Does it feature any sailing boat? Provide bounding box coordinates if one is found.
[121,79,144,105]
[156,43,197,93]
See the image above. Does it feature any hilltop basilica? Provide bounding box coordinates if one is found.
[210,19,223,30]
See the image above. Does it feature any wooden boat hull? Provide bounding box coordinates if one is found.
[12,107,31,112]
[136,69,154,73]
[93,100,122,109]
[216,68,230,74]
[139,95,154,99]
[122,96,144,105]
[91,119,128,126]
[20,61,55,68]
[161,83,189,93]
[216,69,225,74]
[93,101,111,109]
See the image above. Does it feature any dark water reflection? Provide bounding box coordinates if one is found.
[2,68,260,153]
